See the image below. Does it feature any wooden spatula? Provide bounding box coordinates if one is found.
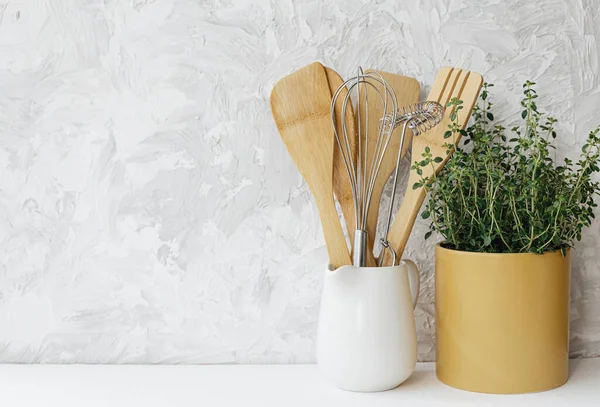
[360,70,421,256]
[270,62,352,268]
[381,67,483,266]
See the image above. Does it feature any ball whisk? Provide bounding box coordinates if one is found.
[378,101,445,266]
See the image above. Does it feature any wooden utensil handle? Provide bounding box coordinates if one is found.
[315,193,352,269]
[380,184,427,266]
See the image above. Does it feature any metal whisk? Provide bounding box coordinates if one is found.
[331,69,398,266]
[331,68,444,267]
[378,101,445,266]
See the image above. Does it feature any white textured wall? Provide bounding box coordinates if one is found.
[0,0,599,363]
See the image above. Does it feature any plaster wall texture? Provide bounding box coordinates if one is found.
[0,0,599,363]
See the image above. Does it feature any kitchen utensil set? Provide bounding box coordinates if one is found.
[331,69,446,266]
[270,63,483,268]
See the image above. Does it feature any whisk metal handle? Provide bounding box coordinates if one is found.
[378,238,397,267]
[353,230,368,267]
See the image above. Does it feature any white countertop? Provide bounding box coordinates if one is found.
[1,359,598,406]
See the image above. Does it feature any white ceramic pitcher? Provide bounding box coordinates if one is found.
[317,260,420,392]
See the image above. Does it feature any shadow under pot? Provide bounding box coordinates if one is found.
[435,243,570,394]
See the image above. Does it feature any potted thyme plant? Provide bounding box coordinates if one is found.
[413,82,600,394]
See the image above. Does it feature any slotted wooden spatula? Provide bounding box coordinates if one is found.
[270,62,351,268]
[381,67,483,266]
[360,70,421,256]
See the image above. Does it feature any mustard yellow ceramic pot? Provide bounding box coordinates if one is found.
[435,244,570,394]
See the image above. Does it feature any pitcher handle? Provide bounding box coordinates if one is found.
[404,259,420,309]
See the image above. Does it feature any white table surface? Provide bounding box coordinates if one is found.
[1,358,598,406]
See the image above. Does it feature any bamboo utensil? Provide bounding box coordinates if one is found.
[270,62,352,268]
[361,71,420,257]
[380,67,483,266]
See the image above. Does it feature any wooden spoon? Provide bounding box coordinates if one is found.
[381,67,483,266]
[360,70,421,257]
[270,62,352,268]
